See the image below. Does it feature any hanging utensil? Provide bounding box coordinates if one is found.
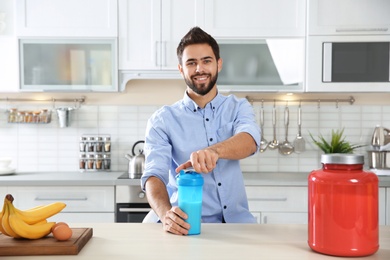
[259,105,268,152]
[268,104,279,150]
[279,105,294,155]
[293,103,306,153]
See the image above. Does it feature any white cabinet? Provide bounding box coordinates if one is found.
[118,0,204,71]
[380,187,386,225]
[204,0,306,38]
[0,37,18,92]
[7,186,115,223]
[308,0,390,35]
[246,186,308,224]
[15,0,117,37]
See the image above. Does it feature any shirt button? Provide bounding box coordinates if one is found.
[224,206,227,209]
[210,138,213,142]
[193,109,196,112]
[206,118,209,121]
[218,183,221,186]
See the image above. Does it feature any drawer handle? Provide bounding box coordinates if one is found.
[249,198,287,202]
[335,27,388,32]
[119,208,152,213]
[35,197,88,201]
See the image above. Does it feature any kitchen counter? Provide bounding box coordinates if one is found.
[1,171,390,187]
[6,223,390,259]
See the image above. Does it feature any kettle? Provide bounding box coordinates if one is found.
[371,125,390,148]
[125,140,145,179]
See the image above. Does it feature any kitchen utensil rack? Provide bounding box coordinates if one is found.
[246,96,355,108]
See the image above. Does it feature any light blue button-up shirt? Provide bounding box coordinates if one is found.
[141,92,261,223]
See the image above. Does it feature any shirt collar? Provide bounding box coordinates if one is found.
[182,90,225,112]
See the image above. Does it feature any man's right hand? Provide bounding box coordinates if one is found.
[162,206,191,235]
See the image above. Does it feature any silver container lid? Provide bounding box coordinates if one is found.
[321,153,364,165]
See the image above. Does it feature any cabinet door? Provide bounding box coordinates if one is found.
[261,212,307,224]
[0,37,18,92]
[204,0,305,38]
[49,213,115,223]
[308,0,390,35]
[15,0,117,37]
[119,0,204,70]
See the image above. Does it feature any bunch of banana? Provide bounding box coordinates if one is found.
[0,194,66,239]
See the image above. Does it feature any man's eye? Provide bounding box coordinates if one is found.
[186,62,196,66]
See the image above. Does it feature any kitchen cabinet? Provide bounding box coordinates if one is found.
[386,188,390,225]
[0,36,18,92]
[204,0,306,38]
[118,0,204,72]
[245,186,308,224]
[15,0,117,37]
[308,0,390,36]
[6,186,115,223]
[380,188,386,225]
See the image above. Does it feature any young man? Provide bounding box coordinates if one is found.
[141,27,261,235]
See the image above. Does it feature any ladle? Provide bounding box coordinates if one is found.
[279,105,294,155]
[259,106,268,152]
[268,105,279,150]
[293,103,306,153]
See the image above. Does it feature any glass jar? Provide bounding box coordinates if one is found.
[104,137,111,152]
[32,111,41,123]
[17,111,25,123]
[79,153,86,171]
[40,109,49,123]
[79,137,87,152]
[95,154,103,170]
[87,154,95,170]
[96,137,103,152]
[308,154,379,257]
[24,111,33,123]
[8,108,18,123]
[103,154,111,170]
[87,137,95,152]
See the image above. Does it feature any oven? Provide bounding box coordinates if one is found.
[115,174,151,223]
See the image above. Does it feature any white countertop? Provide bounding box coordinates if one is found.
[6,223,390,260]
[1,171,390,187]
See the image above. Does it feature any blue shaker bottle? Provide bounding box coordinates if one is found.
[177,170,204,235]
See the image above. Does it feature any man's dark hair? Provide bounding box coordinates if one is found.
[177,27,220,65]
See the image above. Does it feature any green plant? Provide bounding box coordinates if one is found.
[309,128,365,154]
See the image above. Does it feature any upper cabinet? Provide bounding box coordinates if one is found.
[118,0,204,85]
[204,0,306,38]
[308,0,390,36]
[15,0,117,37]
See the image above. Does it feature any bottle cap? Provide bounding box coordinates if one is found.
[321,154,364,165]
[176,170,204,186]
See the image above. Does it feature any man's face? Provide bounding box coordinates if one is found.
[178,44,222,96]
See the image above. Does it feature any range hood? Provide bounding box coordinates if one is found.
[119,38,305,93]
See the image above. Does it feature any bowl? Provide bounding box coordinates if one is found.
[0,157,12,169]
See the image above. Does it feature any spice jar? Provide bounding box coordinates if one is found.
[79,137,87,152]
[103,154,111,170]
[24,111,33,123]
[79,153,86,171]
[17,111,25,123]
[40,109,49,123]
[104,137,111,152]
[8,108,18,123]
[96,137,103,152]
[87,137,95,152]
[308,154,379,257]
[95,154,103,170]
[87,154,95,170]
[32,111,41,123]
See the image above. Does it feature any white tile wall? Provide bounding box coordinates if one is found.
[1,103,389,174]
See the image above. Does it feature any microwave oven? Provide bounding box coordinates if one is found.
[306,36,390,92]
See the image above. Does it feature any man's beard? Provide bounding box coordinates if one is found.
[185,72,218,96]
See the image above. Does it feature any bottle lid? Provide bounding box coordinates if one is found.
[176,170,204,186]
[321,153,364,165]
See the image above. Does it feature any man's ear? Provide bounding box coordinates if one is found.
[217,58,223,73]
[178,64,184,76]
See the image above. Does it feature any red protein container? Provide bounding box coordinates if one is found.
[308,154,379,257]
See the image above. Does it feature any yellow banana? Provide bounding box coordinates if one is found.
[7,200,55,239]
[13,202,66,225]
[0,200,8,235]
[1,201,21,238]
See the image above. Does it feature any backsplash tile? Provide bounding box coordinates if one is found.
[0,103,387,174]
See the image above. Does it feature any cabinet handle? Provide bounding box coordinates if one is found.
[119,208,152,213]
[249,198,287,202]
[335,28,388,32]
[35,197,88,201]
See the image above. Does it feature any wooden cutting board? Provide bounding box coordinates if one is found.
[0,228,93,256]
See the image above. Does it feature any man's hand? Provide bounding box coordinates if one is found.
[162,206,190,235]
[176,148,219,173]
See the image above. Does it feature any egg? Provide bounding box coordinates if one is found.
[51,222,69,233]
[52,224,73,241]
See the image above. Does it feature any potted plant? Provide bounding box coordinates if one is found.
[309,128,365,154]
